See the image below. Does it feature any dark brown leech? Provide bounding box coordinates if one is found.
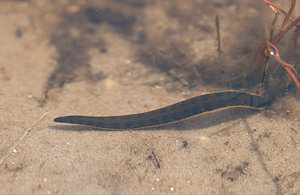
[54,91,270,130]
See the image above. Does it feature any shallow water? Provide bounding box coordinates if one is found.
[0,0,299,194]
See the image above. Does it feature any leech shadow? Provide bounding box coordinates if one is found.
[50,108,262,132]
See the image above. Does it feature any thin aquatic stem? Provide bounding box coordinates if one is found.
[280,0,296,31]
[272,16,300,44]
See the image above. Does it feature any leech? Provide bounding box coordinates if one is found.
[54,91,270,130]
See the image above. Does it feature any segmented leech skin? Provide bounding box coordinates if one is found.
[54,91,270,130]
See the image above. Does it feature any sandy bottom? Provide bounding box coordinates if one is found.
[0,0,300,194]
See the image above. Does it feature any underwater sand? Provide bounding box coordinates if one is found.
[0,0,300,194]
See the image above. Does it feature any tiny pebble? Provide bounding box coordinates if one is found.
[199,136,209,141]
[13,149,17,153]
[66,5,80,13]
[170,186,174,191]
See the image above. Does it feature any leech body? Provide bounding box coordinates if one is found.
[54,91,270,130]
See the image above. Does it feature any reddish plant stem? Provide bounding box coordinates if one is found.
[267,41,300,88]
[253,16,300,68]
[263,0,295,23]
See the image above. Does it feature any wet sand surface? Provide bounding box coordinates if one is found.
[0,0,300,194]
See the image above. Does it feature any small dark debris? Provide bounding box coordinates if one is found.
[220,162,249,182]
[221,172,225,177]
[182,140,188,148]
[243,162,249,167]
[15,27,22,38]
[100,48,107,53]
[235,166,246,175]
[227,177,234,182]
[273,176,280,182]
[147,150,160,169]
